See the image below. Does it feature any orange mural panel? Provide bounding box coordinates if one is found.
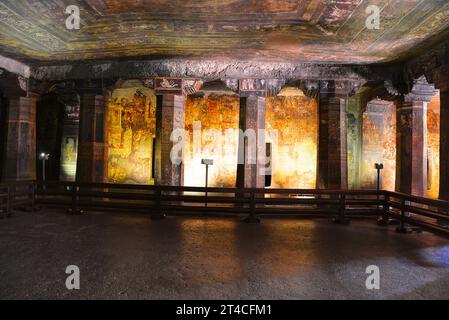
[184,95,240,187]
[427,93,440,199]
[107,87,156,184]
[266,96,318,189]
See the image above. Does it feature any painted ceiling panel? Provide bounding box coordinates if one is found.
[0,0,448,63]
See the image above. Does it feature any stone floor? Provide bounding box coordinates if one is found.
[0,209,449,300]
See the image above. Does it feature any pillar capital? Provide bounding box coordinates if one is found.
[319,80,361,98]
[404,76,438,103]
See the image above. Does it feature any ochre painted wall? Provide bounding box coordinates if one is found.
[427,92,440,199]
[107,87,156,184]
[184,95,240,187]
[266,96,318,189]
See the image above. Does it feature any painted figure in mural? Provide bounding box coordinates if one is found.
[64,137,76,162]
[107,88,156,185]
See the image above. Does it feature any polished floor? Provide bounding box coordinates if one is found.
[0,209,448,299]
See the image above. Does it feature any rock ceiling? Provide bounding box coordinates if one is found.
[0,0,449,64]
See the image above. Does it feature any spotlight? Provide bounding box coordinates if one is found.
[39,153,50,181]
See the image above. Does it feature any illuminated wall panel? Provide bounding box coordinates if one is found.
[361,99,396,191]
[59,103,80,181]
[266,96,318,189]
[107,87,156,184]
[184,95,240,187]
[427,92,440,199]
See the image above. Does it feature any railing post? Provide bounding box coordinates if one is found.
[377,192,390,226]
[396,197,410,233]
[244,190,260,223]
[67,183,83,215]
[151,188,166,220]
[334,192,350,224]
[6,186,11,218]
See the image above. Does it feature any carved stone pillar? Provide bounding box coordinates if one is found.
[154,94,186,186]
[236,94,266,189]
[317,80,348,190]
[76,89,107,183]
[2,93,37,181]
[439,89,449,200]
[396,77,437,196]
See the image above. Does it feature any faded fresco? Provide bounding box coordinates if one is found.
[60,103,80,181]
[427,93,440,199]
[361,99,396,191]
[184,95,240,187]
[266,96,318,189]
[107,87,156,184]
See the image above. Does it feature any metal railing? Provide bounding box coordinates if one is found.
[34,181,384,220]
[0,181,35,217]
[1,180,449,237]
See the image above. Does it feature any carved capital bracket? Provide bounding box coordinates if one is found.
[319,80,363,98]
[145,77,203,96]
[404,75,438,103]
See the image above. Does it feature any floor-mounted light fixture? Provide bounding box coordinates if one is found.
[201,159,213,207]
[39,153,50,181]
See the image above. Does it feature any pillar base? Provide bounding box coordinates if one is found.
[396,225,413,233]
[376,217,392,226]
[333,216,351,225]
[395,225,422,234]
[67,208,84,215]
[243,216,261,223]
[151,213,166,220]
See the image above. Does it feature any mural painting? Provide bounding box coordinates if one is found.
[60,103,80,181]
[361,99,396,191]
[107,87,156,184]
[265,95,318,189]
[184,95,240,187]
[427,93,440,199]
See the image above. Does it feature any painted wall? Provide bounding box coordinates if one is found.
[361,99,396,191]
[59,94,80,181]
[184,94,239,187]
[427,92,440,199]
[107,87,156,184]
[265,95,318,189]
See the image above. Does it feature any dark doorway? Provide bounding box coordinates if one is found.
[36,93,64,181]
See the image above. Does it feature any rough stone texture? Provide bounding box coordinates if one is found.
[0,55,30,78]
[1,210,449,299]
[30,60,376,82]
